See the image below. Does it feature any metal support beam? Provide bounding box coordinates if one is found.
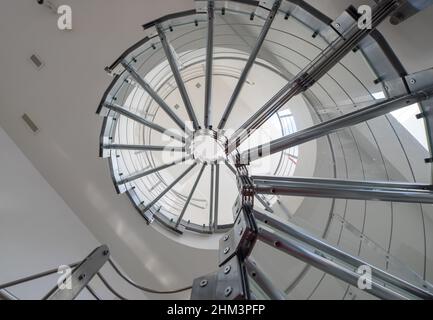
[213,163,220,230]
[226,0,401,153]
[244,258,285,300]
[241,89,433,162]
[103,144,185,152]
[209,164,215,230]
[204,0,214,128]
[253,176,433,204]
[218,0,282,129]
[176,164,207,228]
[142,162,198,216]
[104,102,185,143]
[117,155,192,186]
[257,227,410,300]
[254,194,274,213]
[253,209,433,299]
[121,60,186,132]
[156,24,200,129]
[44,245,110,300]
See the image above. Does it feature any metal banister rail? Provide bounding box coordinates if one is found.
[0,247,107,300]
[0,245,192,300]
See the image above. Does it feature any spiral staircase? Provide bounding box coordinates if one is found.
[2,0,433,300]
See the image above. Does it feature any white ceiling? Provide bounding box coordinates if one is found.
[0,0,432,297]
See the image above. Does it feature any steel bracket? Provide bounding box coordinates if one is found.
[191,255,248,300]
[219,205,258,267]
[44,245,110,300]
[233,157,255,206]
[331,8,357,38]
[140,206,156,224]
[406,68,433,93]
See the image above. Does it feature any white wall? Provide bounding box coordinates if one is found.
[0,125,207,300]
[0,126,100,299]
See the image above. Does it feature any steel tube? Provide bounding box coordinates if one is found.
[241,90,433,162]
[122,60,186,132]
[227,0,400,153]
[176,164,207,228]
[253,209,433,299]
[258,227,407,300]
[118,155,192,185]
[104,102,185,143]
[244,258,286,300]
[142,162,198,214]
[209,164,215,230]
[218,0,282,129]
[213,163,220,230]
[103,144,185,152]
[253,176,433,204]
[204,0,214,128]
[156,24,200,129]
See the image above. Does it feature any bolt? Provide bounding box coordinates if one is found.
[335,22,341,28]
[103,250,109,256]
[224,265,231,274]
[224,247,230,254]
[239,228,243,236]
[78,274,86,281]
[410,79,416,84]
[200,279,208,287]
[223,234,229,241]
[224,286,233,297]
